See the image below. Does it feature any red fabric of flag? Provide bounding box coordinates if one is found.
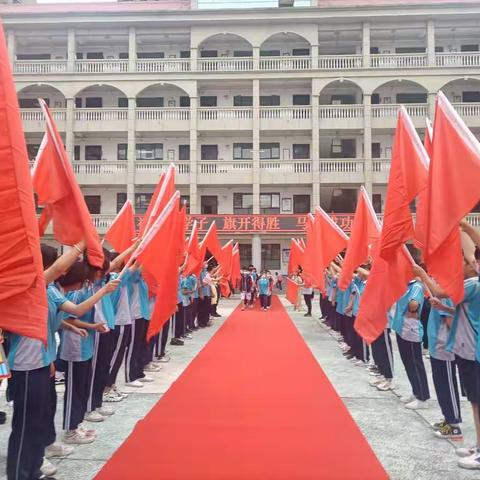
[138,172,165,236]
[338,187,380,290]
[32,101,104,267]
[220,240,234,280]
[286,278,300,305]
[288,239,304,276]
[231,245,241,288]
[201,222,223,262]
[184,221,206,277]
[104,200,135,253]
[0,23,48,342]
[423,92,480,303]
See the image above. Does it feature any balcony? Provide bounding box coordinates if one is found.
[320,159,365,183]
[74,108,128,131]
[197,57,253,72]
[259,56,311,71]
[318,55,363,70]
[136,108,190,132]
[136,58,190,73]
[372,159,391,183]
[197,108,253,130]
[453,103,480,127]
[72,161,128,185]
[135,161,190,184]
[20,109,66,132]
[259,160,312,184]
[197,160,252,184]
[371,104,428,128]
[370,54,428,69]
[319,105,364,129]
[260,106,311,130]
[14,60,68,74]
[75,59,128,74]
[436,53,480,68]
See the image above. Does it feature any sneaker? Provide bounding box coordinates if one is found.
[344,354,355,360]
[170,338,184,346]
[112,385,129,399]
[84,411,105,423]
[45,443,74,459]
[400,394,416,404]
[376,379,394,391]
[158,355,171,363]
[456,446,478,458]
[139,375,154,383]
[96,406,115,417]
[41,458,57,477]
[431,419,447,431]
[369,376,385,387]
[103,391,123,403]
[63,429,95,445]
[144,363,162,372]
[434,423,463,440]
[354,360,365,367]
[78,424,97,437]
[125,380,144,388]
[458,452,480,470]
[304,313,312,317]
[0,411,6,425]
[185,333,193,339]
[405,399,429,410]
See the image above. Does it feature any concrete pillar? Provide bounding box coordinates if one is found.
[191,47,198,72]
[252,79,260,215]
[67,28,75,73]
[127,97,136,204]
[7,30,15,64]
[363,93,373,195]
[311,91,320,209]
[428,92,436,121]
[362,22,370,68]
[252,46,260,70]
[189,93,199,213]
[65,97,75,161]
[427,20,436,67]
[311,44,319,69]
[252,235,262,269]
[128,27,136,72]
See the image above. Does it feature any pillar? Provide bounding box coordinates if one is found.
[252,46,260,70]
[67,28,75,73]
[428,92,436,121]
[127,97,136,204]
[7,30,15,64]
[311,91,320,209]
[189,93,199,213]
[362,22,370,68]
[65,97,75,161]
[128,26,136,72]
[252,235,262,269]
[311,44,319,69]
[363,93,373,195]
[191,46,198,72]
[427,20,436,67]
[252,79,260,215]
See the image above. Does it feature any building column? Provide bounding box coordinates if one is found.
[311,44,319,69]
[428,92,436,120]
[252,46,260,70]
[7,30,15,64]
[65,97,75,162]
[311,92,320,209]
[128,26,136,73]
[362,22,370,68]
[363,93,373,195]
[189,93,199,214]
[67,28,75,73]
[427,20,436,67]
[252,79,260,215]
[252,235,262,269]
[127,97,136,204]
[191,46,198,72]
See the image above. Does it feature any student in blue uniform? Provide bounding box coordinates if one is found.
[171,270,186,346]
[258,273,270,311]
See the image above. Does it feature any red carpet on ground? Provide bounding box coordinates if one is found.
[96,296,388,480]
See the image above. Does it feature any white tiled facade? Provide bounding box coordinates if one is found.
[4,0,480,270]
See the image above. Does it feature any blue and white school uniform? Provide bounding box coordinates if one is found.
[174,275,186,338]
[258,277,270,309]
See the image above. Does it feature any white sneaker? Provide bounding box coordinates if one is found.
[103,391,123,403]
[369,376,385,387]
[96,406,115,416]
[139,375,154,383]
[376,380,394,391]
[41,458,58,477]
[159,355,171,363]
[144,363,162,372]
[78,424,97,437]
[400,394,416,404]
[45,442,74,458]
[63,429,95,445]
[125,380,144,388]
[405,399,429,410]
[84,411,105,423]
[185,333,193,339]
[112,385,129,398]
[458,451,480,470]
[456,446,478,458]
[354,360,365,366]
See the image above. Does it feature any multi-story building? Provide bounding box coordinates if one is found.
[2,0,480,270]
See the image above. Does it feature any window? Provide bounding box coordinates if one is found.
[371,93,380,105]
[293,195,310,214]
[260,95,280,106]
[293,94,310,105]
[233,193,253,214]
[372,143,381,158]
[180,50,191,58]
[292,144,310,159]
[85,97,103,108]
[118,97,128,108]
[461,44,479,52]
[85,145,102,161]
[292,48,310,56]
[239,244,252,266]
[260,50,280,57]
[201,196,218,214]
[119,52,129,59]
[329,188,357,213]
[259,143,280,159]
[75,97,82,108]
[136,97,164,108]
[19,98,49,108]
[180,195,190,213]
[200,50,218,57]
[135,193,153,214]
[179,145,190,160]
[233,95,253,107]
[233,143,253,160]
[74,145,80,161]
[180,96,190,107]
[331,94,355,105]
[201,145,218,160]
[395,93,427,104]
[463,91,480,102]
[260,193,280,214]
[330,139,356,158]
[26,144,40,161]
[17,53,51,60]
[435,46,444,53]
[84,195,101,214]
[372,194,382,213]
[370,47,380,54]
[76,52,84,60]
[262,244,281,270]
[137,52,165,59]
[86,52,104,59]
[234,50,253,57]
[117,143,127,160]
[116,193,127,213]
[395,47,426,54]
[136,144,163,160]
[200,96,217,107]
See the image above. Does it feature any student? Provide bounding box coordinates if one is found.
[266,271,274,308]
[258,273,270,311]
[186,273,198,332]
[391,279,430,410]
[275,272,283,291]
[301,282,313,317]
[240,267,253,311]
[171,270,186,346]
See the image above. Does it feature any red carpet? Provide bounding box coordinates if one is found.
[96,297,388,480]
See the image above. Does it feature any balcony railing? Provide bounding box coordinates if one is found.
[75,59,128,73]
[453,102,480,118]
[198,107,253,120]
[259,56,311,70]
[72,161,127,175]
[371,54,428,69]
[259,160,312,173]
[20,108,66,122]
[13,60,68,74]
[319,105,364,119]
[135,161,190,175]
[74,108,128,122]
[372,103,428,118]
[259,106,311,120]
[198,160,253,174]
[372,159,391,173]
[136,58,190,72]
[318,55,363,70]
[136,108,190,121]
[436,52,480,67]
[197,57,253,72]
[320,159,364,173]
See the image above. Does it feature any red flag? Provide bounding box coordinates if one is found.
[316,207,349,266]
[0,23,48,342]
[422,92,480,303]
[231,244,241,288]
[133,191,181,340]
[220,240,234,280]
[32,102,104,267]
[201,221,222,262]
[288,239,304,276]
[301,214,317,286]
[138,172,165,236]
[286,278,300,305]
[104,200,135,253]
[338,187,380,290]
[379,107,429,260]
[184,221,205,277]
[176,202,188,265]
[37,206,52,237]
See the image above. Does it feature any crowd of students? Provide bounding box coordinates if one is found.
[0,242,223,480]
[239,266,276,311]
[291,219,480,472]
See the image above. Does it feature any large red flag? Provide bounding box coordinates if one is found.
[300,214,318,286]
[231,244,241,288]
[423,92,480,303]
[201,221,223,262]
[379,107,429,260]
[32,101,104,267]
[138,171,165,236]
[220,240,234,280]
[286,278,300,305]
[316,207,349,265]
[184,221,205,277]
[0,23,48,342]
[288,239,304,276]
[338,187,380,290]
[104,200,135,253]
[133,191,181,340]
